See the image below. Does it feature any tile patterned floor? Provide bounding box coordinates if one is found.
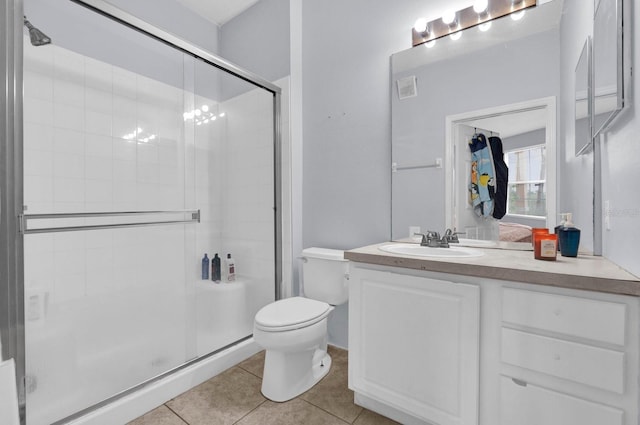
[128,346,399,425]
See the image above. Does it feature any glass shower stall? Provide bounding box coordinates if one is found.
[1,0,282,424]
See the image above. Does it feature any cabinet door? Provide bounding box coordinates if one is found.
[349,267,480,425]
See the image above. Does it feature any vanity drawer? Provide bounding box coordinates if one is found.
[501,328,625,394]
[500,375,624,425]
[502,287,626,345]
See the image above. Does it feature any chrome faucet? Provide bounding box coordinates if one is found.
[415,231,449,248]
[414,228,465,248]
[443,228,465,244]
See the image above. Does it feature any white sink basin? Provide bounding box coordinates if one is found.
[379,243,484,258]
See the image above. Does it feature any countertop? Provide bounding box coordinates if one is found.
[345,242,640,297]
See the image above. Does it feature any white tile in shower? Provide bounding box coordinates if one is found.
[53,246,86,277]
[24,123,53,152]
[112,98,138,137]
[24,150,53,177]
[85,155,113,180]
[137,163,159,184]
[85,179,113,204]
[85,87,113,114]
[53,153,84,179]
[24,70,53,102]
[112,160,137,182]
[85,230,114,250]
[158,143,179,166]
[137,143,159,164]
[53,79,84,108]
[53,177,85,204]
[84,57,113,92]
[53,103,84,131]
[113,138,137,161]
[53,127,84,155]
[112,67,137,99]
[85,110,112,137]
[52,272,85,303]
[85,134,112,157]
[53,48,84,82]
[24,97,53,126]
[112,184,137,210]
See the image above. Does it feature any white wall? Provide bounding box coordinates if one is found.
[559,0,640,276]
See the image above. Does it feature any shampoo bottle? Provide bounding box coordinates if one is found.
[211,253,221,282]
[225,253,235,282]
[558,213,581,257]
[201,254,209,280]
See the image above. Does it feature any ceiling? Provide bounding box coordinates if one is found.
[175,0,260,26]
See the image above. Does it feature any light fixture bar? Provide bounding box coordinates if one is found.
[412,0,536,47]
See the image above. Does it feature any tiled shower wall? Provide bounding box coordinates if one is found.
[21,40,285,425]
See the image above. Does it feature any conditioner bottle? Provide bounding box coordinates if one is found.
[224,253,235,282]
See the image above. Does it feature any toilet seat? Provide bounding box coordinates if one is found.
[255,297,331,332]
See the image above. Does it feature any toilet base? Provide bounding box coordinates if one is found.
[261,347,332,402]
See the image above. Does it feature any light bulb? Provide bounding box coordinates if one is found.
[473,0,488,14]
[219,112,226,118]
[201,105,209,112]
[450,31,462,41]
[425,39,436,48]
[442,10,456,25]
[511,10,525,20]
[194,109,202,116]
[414,18,428,33]
[479,21,492,32]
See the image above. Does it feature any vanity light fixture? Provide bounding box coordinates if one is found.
[412,0,536,47]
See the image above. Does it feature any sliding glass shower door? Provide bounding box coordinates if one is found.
[19,1,280,423]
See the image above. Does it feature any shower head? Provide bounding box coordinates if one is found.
[23,16,51,46]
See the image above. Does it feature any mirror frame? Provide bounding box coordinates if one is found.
[592,0,625,138]
[444,96,557,233]
[575,37,592,156]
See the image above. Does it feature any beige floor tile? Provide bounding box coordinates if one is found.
[353,409,402,425]
[126,405,186,425]
[237,350,265,378]
[300,346,363,423]
[166,367,266,425]
[236,398,349,425]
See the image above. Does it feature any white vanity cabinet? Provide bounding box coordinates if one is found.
[348,262,640,425]
[498,287,639,425]
[348,265,480,425]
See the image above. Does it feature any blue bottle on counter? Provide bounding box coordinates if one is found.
[201,254,210,280]
[558,213,581,257]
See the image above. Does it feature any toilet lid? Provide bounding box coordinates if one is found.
[255,297,331,331]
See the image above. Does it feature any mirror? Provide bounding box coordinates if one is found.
[592,0,625,137]
[390,1,562,242]
[575,37,592,156]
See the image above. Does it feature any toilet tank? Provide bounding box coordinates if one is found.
[301,247,349,305]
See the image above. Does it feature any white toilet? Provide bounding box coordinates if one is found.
[253,247,349,402]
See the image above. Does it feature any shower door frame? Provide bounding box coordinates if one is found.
[1,0,283,423]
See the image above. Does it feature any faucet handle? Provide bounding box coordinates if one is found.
[444,228,464,243]
[414,232,428,246]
